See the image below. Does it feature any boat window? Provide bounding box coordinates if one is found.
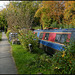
[60,34,67,43]
[70,31,75,41]
[39,33,43,39]
[12,34,15,37]
[44,33,49,40]
[55,34,68,43]
[55,34,61,42]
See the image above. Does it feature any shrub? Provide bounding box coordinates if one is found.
[6,30,11,39]
[50,41,75,74]
[18,29,42,54]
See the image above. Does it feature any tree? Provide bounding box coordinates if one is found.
[5,1,40,33]
[0,8,8,32]
[34,1,65,28]
[64,1,75,28]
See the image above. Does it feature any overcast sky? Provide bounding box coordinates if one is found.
[0,1,10,10]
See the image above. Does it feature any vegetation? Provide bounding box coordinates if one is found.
[0,32,2,41]
[6,30,11,40]
[12,45,52,74]
[4,1,40,33]
[32,25,41,30]
[64,1,75,26]
[6,29,74,74]
[50,42,75,74]
[34,1,75,29]
[0,9,8,33]
[11,41,75,74]
[0,1,75,74]
[18,29,39,52]
[0,1,75,32]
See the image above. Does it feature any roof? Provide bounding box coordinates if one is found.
[34,28,75,32]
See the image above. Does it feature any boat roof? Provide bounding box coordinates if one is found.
[34,28,75,32]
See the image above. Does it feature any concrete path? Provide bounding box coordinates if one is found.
[0,32,17,74]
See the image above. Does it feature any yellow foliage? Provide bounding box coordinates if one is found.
[62,51,65,57]
[69,60,72,64]
[34,1,64,28]
[64,1,75,25]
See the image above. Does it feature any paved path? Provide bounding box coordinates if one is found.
[0,32,17,74]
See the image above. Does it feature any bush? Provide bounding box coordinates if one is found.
[18,29,43,54]
[50,21,58,28]
[6,30,11,39]
[12,41,75,74]
[50,42,75,74]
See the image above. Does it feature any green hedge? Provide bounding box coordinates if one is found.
[6,30,11,39]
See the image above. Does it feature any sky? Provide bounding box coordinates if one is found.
[0,1,10,10]
[0,1,21,11]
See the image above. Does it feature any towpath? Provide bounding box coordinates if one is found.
[0,32,17,74]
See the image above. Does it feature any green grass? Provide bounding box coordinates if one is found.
[0,32,2,41]
[12,44,52,74]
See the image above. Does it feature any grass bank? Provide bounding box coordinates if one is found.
[12,44,52,74]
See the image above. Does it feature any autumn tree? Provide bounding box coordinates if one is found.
[34,1,65,28]
[64,1,75,28]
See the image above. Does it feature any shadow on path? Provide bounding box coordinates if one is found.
[2,38,8,41]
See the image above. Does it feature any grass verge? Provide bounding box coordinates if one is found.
[12,44,52,74]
